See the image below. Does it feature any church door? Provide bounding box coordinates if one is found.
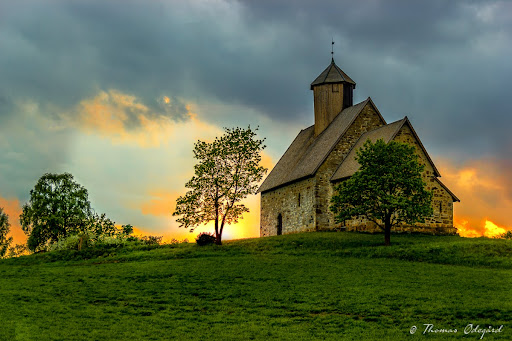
[277,214,283,235]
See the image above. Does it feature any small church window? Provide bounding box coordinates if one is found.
[298,193,301,207]
[332,84,339,92]
[439,202,442,215]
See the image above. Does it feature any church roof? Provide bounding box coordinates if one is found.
[330,117,441,181]
[258,98,378,193]
[310,59,356,90]
[435,178,460,202]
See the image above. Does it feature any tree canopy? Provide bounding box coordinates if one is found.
[0,207,13,258]
[330,139,433,245]
[20,173,94,251]
[173,127,267,245]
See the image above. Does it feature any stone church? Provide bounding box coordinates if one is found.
[258,58,459,236]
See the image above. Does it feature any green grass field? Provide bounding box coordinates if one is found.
[1,232,511,340]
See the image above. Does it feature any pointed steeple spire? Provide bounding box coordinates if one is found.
[311,40,355,90]
[310,46,357,136]
[310,60,356,90]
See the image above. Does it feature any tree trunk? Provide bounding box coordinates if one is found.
[214,216,221,245]
[214,196,221,245]
[215,232,222,246]
[216,218,225,246]
[214,221,221,245]
[384,215,391,246]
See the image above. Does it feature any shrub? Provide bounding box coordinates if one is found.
[50,234,81,251]
[497,230,512,240]
[49,231,98,251]
[122,224,134,235]
[7,244,29,258]
[95,234,130,247]
[50,231,133,251]
[77,232,92,250]
[141,235,163,245]
[169,238,189,245]
[196,232,216,246]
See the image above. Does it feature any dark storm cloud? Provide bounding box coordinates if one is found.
[0,0,511,160]
[239,1,512,159]
[0,0,319,122]
[0,100,72,200]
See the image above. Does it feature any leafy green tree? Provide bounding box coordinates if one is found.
[173,127,267,245]
[0,207,13,258]
[89,212,117,236]
[121,224,134,236]
[330,139,433,246]
[20,173,93,252]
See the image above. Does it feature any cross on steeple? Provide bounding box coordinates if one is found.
[331,38,334,62]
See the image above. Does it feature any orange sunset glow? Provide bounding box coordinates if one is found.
[0,197,27,245]
[438,158,511,237]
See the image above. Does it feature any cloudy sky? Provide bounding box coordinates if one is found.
[1,0,511,243]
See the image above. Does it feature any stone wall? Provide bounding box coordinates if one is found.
[413,179,456,233]
[314,103,385,230]
[260,177,316,237]
[394,124,455,231]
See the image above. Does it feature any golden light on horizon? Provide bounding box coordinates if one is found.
[454,218,481,238]
[163,96,171,104]
[438,158,511,238]
[455,218,508,238]
[483,220,507,238]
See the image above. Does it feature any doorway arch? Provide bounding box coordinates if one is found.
[277,214,283,235]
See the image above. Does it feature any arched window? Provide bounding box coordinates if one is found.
[298,193,301,207]
[277,214,283,235]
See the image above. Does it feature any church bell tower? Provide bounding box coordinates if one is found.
[310,58,356,136]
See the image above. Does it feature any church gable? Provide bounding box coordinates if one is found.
[332,118,439,180]
[330,117,459,203]
[331,118,407,181]
[392,123,459,204]
[391,119,440,177]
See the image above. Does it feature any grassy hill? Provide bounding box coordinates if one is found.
[1,232,511,340]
